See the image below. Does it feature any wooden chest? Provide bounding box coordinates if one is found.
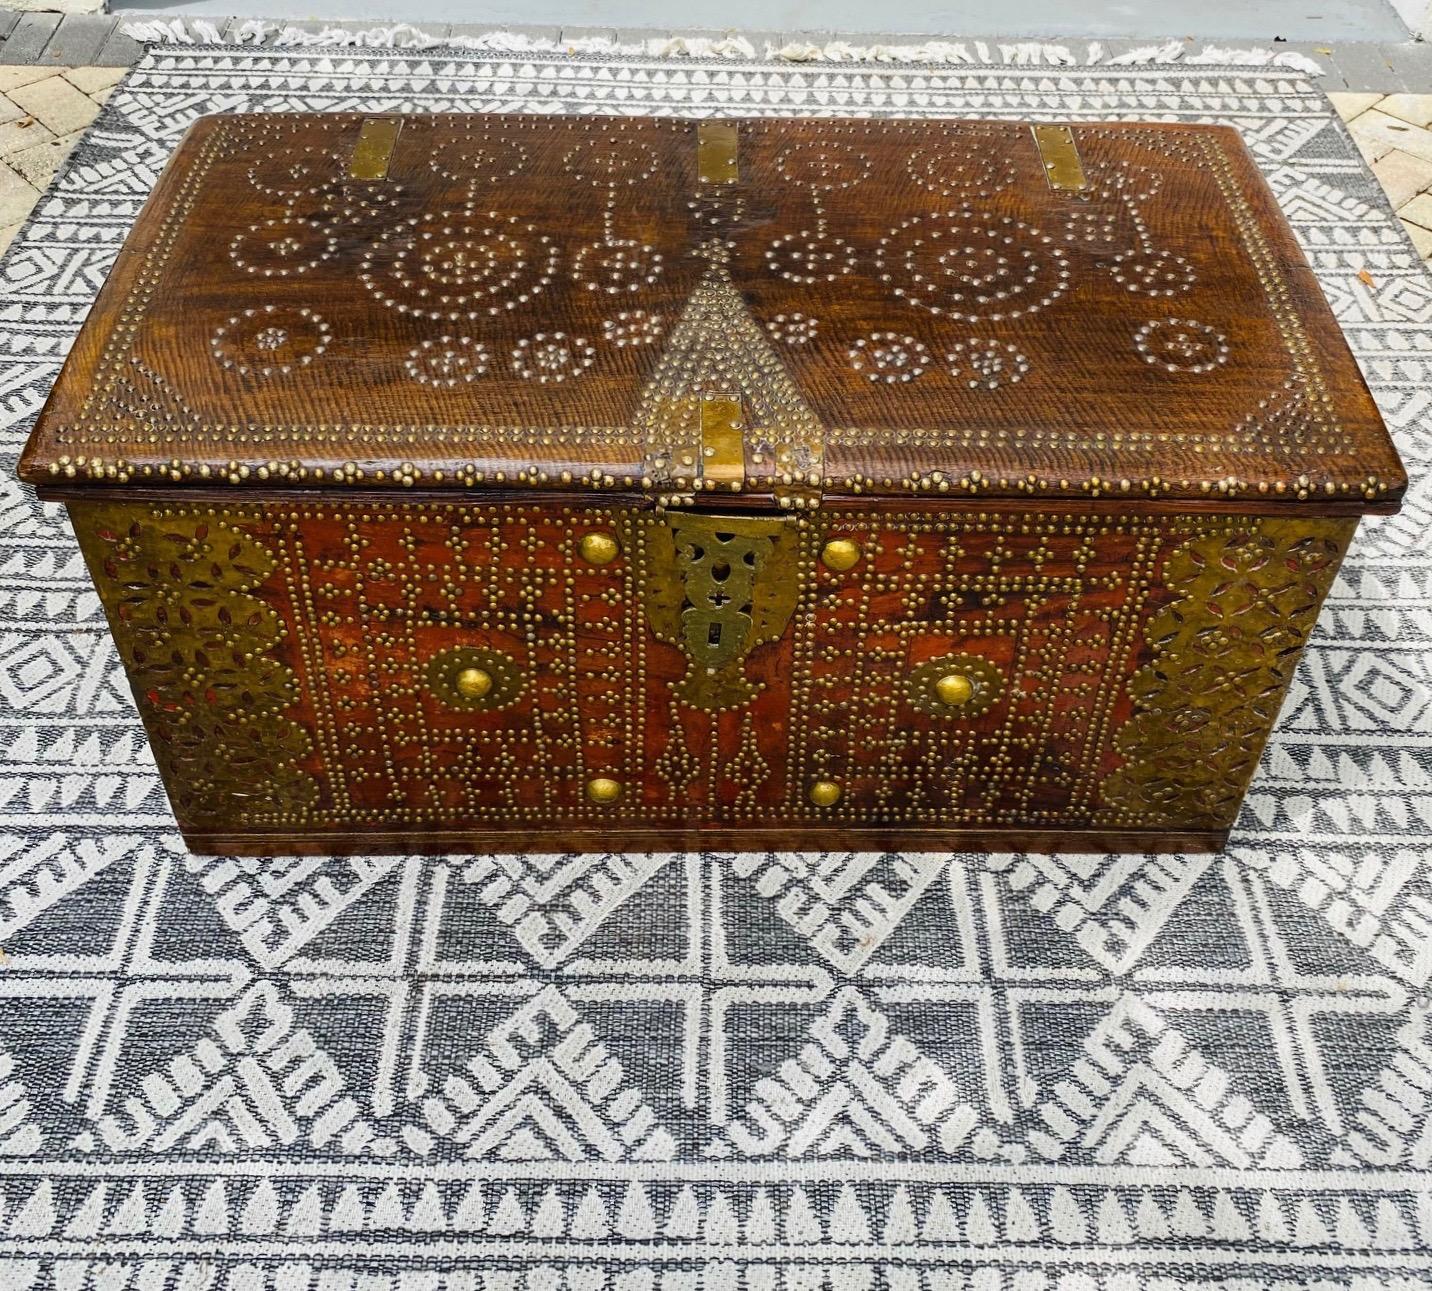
[18,113,1406,857]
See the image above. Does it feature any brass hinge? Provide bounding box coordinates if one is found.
[349,117,402,180]
[696,122,739,184]
[1031,123,1087,192]
[700,395,745,492]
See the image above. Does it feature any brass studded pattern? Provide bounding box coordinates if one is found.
[21,114,1402,512]
[67,499,1345,840]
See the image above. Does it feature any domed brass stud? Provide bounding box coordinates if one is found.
[579,532,620,566]
[934,672,974,707]
[455,667,493,700]
[820,538,861,572]
[809,779,842,807]
[586,776,622,804]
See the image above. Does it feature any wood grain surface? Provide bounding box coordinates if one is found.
[19,113,1406,512]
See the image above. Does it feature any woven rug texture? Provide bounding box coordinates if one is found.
[0,45,1429,1290]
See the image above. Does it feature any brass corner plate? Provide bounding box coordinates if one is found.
[1031,123,1087,192]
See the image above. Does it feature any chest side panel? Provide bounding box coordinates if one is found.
[67,500,1351,847]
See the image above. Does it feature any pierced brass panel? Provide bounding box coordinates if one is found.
[69,502,317,830]
[643,511,798,711]
[1099,516,1354,828]
[349,117,401,180]
[1032,123,1087,192]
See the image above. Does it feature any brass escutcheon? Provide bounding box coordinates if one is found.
[643,511,798,711]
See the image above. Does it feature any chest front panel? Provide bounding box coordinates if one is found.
[69,499,1352,850]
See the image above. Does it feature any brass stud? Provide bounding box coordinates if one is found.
[579,532,620,566]
[455,666,493,700]
[587,776,622,804]
[809,779,841,807]
[934,672,974,706]
[821,538,861,572]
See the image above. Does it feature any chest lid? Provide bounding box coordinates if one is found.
[19,112,1405,512]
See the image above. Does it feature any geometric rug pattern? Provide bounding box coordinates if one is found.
[0,45,1429,1288]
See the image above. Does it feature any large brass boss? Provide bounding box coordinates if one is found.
[909,653,1004,718]
[426,646,524,711]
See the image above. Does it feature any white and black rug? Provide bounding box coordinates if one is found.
[0,43,1429,1289]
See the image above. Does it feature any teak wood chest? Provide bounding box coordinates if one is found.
[18,112,1406,857]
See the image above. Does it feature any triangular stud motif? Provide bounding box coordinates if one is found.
[633,243,824,490]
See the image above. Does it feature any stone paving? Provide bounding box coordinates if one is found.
[0,69,1429,270]
[1336,91,1432,261]
[0,63,122,254]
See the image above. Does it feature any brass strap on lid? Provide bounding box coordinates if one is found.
[700,395,745,491]
[349,117,402,180]
[696,122,739,184]
[1031,123,1087,192]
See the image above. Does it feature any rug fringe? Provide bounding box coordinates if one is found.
[117,20,1323,74]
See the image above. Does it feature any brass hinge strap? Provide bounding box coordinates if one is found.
[349,117,402,180]
[1032,123,1087,192]
[697,122,739,184]
[700,395,745,491]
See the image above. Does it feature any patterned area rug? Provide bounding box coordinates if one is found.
[0,44,1429,1289]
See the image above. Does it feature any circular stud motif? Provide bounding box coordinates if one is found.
[426,646,524,712]
[247,145,347,199]
[809,780,842,808]
[360,211,558,321]
[774,142,871,193]
[820,538,862,572]
[848,333,930,384]
[877,212,1070,322]
[210,306,331,377]
[579,532,620,566]
[428,131,529,184]
[512,332,596,383]
[905,144,1015,196]
[586,776,622,804]
[572,237,664,295]
[1134,318,1229,374]
[229,216,337,278]
[946,338,1031,391]
[404,336,490,387]
[1108,249,1195,298]
[564,139,659,188]
[908,654,1004,719]
[764,231,857,285]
